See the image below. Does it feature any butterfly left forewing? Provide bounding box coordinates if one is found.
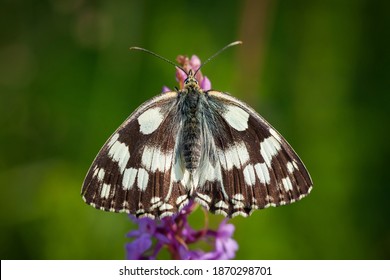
[194,90,313,217]
[82,91,189,218]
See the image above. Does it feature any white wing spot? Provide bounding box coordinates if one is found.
[159,203,174,211]
[237,142,250,164]
[223,105,249,131]
[195,197,210,209]
[137,168,149,191]
[265,203,276,208]
[150,197,161,204]
[232,211,248,218]
[299,194,306,199]
[215,209,228,217]
[176,195,188,206]
[232,193,244,201]
[197,193,212,203]
[269,128,281,142]
[249,204,259,215]
[254,163,270,184]
[150,200,163,211]
[107,133,120,147]
[159,211,174,218]
[243,164,256,186]
[122,167,138,190]
[287,162,294,174]
[97,168,105,181]
[282,177,293,192]
[218,142,249,171]
[101,183,111,199]
[260,136,281,167]
[142,146,173,172]
[215,200,229,209]
[233,201,245,209]
[108,141,130,173]
[141,146,154,171]
[137,107,164,135]
[177,199,190,211]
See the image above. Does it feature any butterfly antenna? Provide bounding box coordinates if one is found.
[130,46,187,75]
[194,41,242,76]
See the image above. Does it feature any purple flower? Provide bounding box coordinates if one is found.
[162,55,212,92]
[213,220,239,259]
[125,233,153,260]
[126,201,238,260]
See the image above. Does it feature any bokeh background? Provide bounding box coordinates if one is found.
[1,0,389,260]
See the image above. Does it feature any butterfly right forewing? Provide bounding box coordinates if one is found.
[192,91,313,218]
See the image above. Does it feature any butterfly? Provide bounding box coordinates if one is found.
[81,41,313,219]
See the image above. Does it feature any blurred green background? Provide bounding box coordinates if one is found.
[1,0,389,260]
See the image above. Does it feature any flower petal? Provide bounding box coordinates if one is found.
[162,86,171,93]
[190,55,201,71]
[200,76,211,90]
[126,234,153,260]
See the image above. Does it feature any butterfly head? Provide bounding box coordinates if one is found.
[183,69,200,90]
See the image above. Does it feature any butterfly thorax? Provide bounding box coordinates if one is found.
[180,75,204,173]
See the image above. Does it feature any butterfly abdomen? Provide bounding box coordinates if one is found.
[180,89,203,172]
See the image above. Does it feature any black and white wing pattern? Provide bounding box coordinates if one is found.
[82,91,189,219]
[191,91,313,218]
[82,76,313,219]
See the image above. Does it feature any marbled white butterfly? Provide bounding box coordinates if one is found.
[81,41,313,219]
